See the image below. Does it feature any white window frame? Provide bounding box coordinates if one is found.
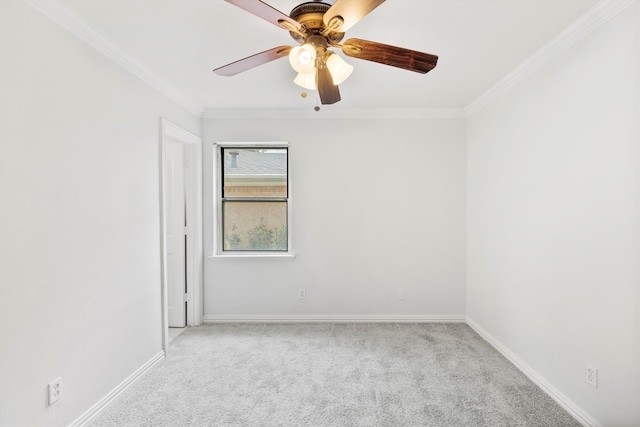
[211,141,294,259]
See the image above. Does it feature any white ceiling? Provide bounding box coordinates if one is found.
[59,0,600,112]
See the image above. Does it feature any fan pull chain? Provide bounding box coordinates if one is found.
[298,88,320,111]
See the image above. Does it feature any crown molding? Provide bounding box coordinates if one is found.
[27,0,634,120]
[464,0,637,117]
[201,108,466,120]
[26,0,204,117]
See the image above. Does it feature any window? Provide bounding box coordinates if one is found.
[214,143,292,256]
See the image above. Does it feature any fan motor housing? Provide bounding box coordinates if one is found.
[289,2,344,44]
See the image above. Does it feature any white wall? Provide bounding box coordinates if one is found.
[0,2,200,425]
[466,4,639,426]
[203,117,466,319]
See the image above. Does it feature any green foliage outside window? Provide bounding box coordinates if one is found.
[247,218,287,250]
[229,224,241,249]
[228,219,287,251]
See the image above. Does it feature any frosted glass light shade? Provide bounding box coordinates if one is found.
[325,53,353,85]
[289,44,316,74]
[294,70,317,90]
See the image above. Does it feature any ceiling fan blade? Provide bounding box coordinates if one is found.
[342,38,438,74]
[224,0,302,31]
[323,0,385,32]
[317,65,341,105]
[213,46,292,76]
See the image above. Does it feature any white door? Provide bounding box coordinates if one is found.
[166,141,186,327]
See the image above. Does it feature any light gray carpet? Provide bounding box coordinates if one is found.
[88,323,579,426]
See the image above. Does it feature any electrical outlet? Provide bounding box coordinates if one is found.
[299,288,306,299]
[586,364,598,388]
[398,290,406,301]
[48,378,62,405]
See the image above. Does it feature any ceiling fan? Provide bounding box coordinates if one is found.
[213,0,438,106]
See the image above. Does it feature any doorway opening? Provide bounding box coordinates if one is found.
[160,119,203,354]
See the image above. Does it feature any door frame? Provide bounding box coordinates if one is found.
[160,118,203,355]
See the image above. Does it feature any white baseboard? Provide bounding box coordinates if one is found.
[203,314,466,323]
[466,317,601,427]
[70,351,165,427]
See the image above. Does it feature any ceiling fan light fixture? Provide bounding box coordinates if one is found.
[214,0,438,106]
[325,52,353,85]
[289,44,316,74]
[293,70,317,90]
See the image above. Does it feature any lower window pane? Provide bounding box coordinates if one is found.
[223,201,288,251]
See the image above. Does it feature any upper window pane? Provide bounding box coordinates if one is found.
[223,148,287,198]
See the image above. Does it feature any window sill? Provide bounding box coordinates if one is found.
[208,252,296,260]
